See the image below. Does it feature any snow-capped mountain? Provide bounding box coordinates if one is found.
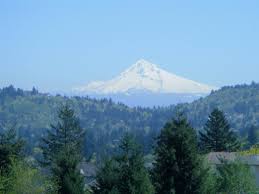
[74,59,215,95]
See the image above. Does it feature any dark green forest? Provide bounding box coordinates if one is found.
[175,82,259,134]
[0,83,259,193]
[0,85,174,161]
[0,83,258,161]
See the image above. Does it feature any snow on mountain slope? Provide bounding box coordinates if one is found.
[74,59,216,95]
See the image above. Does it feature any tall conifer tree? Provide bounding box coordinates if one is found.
[152,116,205,194]
[41,105,86,194]
[199,108,240,152]
[0,127,24,173]
[93,133,154,194]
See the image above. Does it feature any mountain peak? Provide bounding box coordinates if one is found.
[130,59,158,71]
[134,59,156,67]
[123,59,160,79]
[73,60,216,94]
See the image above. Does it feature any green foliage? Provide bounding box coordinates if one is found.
[247,125,259,147]
[93,133,154,194]
[93,159,120,194]
[41,105,85,165]
[174,83,259,135]
[0,83,258,160]
[199,108,240,152]
[152,116,205,194]
[0,85,174,160]
[0,126,25,173]
[41,105,85,194]
[0,85,258,193]
[240,144,259,155]
[201,166,217,194]
[0,159,57,194]
[199,157,258,194]
[215,159,257,193]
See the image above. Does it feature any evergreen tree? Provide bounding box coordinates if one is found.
[199,108,240,152]
[152,116,205,194]
[93,133,154,194]
[92,159,119,194]
[31,86,38,95]
[116,134,154,194]
[41,105,86,194]
[0,127,24,173]
[247,125,259,147]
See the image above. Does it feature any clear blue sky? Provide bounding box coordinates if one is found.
[1,0,259,92]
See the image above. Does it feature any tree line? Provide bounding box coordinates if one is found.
[0,85,175,160]
[0,83,259,162]
[0,105,258,193]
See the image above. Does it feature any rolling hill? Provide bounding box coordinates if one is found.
[0,82,258,160]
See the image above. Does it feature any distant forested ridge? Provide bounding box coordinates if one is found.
[0,85,174,160]
[174,82,259,135]
[0,83,258,159]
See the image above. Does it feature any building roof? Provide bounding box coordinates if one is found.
[207,152,237,165]
[207,152,259,166]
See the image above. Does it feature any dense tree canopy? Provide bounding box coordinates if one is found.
[174,83,259,134]
[0,83,258,159]
[152,116,205,194]
[0,85,175,160]
[0,127,24,173]
[0,125,56,193]
[93,133,154,194]
[0,84,258,192]
[199,108,240,152]
[41,105,86,194]
[247,125,259,147]
[215,159,257,193]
